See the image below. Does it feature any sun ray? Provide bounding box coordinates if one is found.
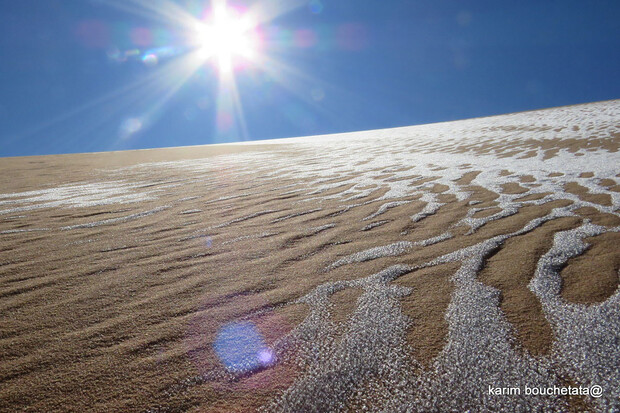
[9,46,209,154]
[221,71,250,140]
[112,49,209,144]
[6,50,190,147]
[247,0,308,27]
[14,0,327,152]
[99,0,201,31]
[258,50,389,127]
[256,54,349,121]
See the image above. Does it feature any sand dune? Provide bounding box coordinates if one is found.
[1,100,619,412]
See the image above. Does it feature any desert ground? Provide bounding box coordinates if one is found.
[1,100,619,412]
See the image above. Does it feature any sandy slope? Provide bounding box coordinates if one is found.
[0,100,619,412]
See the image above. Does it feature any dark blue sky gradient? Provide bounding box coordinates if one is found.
[1,0,618,156]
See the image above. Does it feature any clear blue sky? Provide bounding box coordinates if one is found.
[1,0,619,157]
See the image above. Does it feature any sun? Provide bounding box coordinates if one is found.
[195,4,260,74]
[96,0,305,142]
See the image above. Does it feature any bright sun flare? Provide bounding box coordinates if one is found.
[196,5,259,74]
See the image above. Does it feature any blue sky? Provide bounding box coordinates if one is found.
[0,0,618,157]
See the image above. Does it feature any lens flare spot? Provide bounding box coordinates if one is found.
[106,47,122,62]
[119,117,143,138]
[142,53,158,67]
[125,49,141,58]
[258,348,275,366]
[294,29,317,48]
[214,321,274,373]
[130,27,153,47]
[308,0,324,14]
